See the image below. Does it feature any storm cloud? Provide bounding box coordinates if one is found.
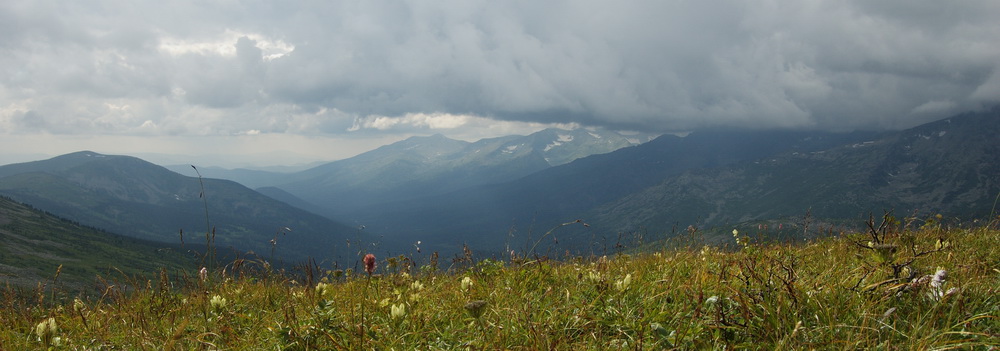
[2,0,999,139]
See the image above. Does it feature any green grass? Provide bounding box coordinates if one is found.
[2,217,998,349]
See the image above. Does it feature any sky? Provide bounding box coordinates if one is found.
[2,1,999,168]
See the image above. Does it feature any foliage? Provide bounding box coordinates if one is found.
[1,217,998,349]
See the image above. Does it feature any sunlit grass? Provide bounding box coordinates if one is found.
[2,217,998,349]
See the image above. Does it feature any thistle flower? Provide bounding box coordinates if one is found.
[363,254,377,275]
[461,276,473,291]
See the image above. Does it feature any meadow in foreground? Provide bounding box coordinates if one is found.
[2,214,998,349]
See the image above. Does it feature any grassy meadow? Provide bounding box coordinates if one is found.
[2,214,998,349]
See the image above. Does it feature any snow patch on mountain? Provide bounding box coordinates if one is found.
[544,134,575,152]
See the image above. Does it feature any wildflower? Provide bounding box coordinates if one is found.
[586,270,601,281]
[210,295,227,311]
[73,298,86,313]
[930,268,947,289]
[199,267,208,282]
[615,274,632,290]
[464,300,488,319]
[732,229,739,237]
[35,317,59,346]
[410,280,425,291]
[705,295,720,305]
[461,276,473,291]
[315,282,331,298]
[390,303,406,320]
[363,254,377,275]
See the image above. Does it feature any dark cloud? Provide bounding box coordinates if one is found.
[2,0,999,139]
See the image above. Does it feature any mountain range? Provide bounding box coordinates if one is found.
[2,108,997,261]
[308,108,999,254]
[590,109,1000,233]
[164,127,653,217]
[0,152,362,265]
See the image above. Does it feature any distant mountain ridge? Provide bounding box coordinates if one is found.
[0,152,362,264]
[336,108,998,254]
[273,127,650,215]
[590,108,1000,232]
[3,109,995,261]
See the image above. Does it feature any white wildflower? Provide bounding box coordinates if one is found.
[410,280,425,291]
[315,282,331,298]
[930,268,947,289]
[615,274,632,291]
[35,317,58,346]
[390,303,406,320]
[199,267,208,282]
[210,295,227,311]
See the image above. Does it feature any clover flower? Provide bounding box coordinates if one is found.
[461,276,473,291]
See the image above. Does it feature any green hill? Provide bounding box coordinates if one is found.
[0,196,194,292]
[0,152,363,265]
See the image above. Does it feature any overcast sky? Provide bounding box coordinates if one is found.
[2,1,999,167]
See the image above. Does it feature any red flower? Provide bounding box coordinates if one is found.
[363,254,376,275]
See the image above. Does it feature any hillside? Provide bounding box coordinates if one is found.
[0,196,194,292]
[591,108,1000,233]
[0,152,363,264]
[2,218,996,349]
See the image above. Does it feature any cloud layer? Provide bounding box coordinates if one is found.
[2,0,999,140]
